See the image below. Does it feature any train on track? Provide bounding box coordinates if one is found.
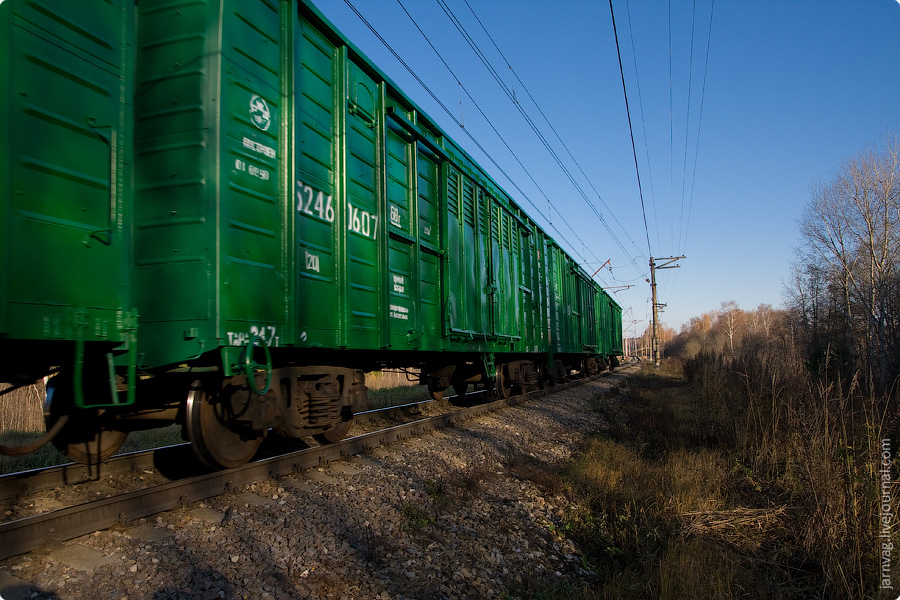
[0,0,622,469]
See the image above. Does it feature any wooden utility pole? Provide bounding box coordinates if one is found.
[649,256,685,366]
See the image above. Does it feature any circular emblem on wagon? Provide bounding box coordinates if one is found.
[249,95,271,131]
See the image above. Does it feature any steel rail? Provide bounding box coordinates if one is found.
[0,398,441,503]
[0,373,621,560]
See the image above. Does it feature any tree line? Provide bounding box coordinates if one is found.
[666,130,899,398]
[789,131,899,396]
[649,131,899,597]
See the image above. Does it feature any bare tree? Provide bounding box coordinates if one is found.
[750,303,774,338]
[799,177,858,376]
[715,301,744,358]
[791,130,900,394]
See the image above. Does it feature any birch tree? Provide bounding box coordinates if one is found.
[792,131,900,394]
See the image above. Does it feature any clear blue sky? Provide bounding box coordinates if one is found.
[312,0,900,336]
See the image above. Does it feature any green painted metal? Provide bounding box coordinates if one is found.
[133,0,290,369]
[385,125,418,350]
[0,4,7,339]
[2,0,134,341]
[1,0,138,405]
[416,148,443,351]
[132,0,218,369]
[303,0,619,365]
[481,353,497,380]
[242,335,273,395]
[344,58,382,348]
[295,13,340,348]
[3,0,624,407]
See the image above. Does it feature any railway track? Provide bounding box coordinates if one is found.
[0,373,613,561]
[0,397,443,504]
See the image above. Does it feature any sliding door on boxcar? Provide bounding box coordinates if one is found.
[295,27,385,350]
[383,121,444,351]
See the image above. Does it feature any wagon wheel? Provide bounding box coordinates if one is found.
[44,375,128,464]
[495,365,513,400]
[44,412,128,465]
[184,380,262,469]
[314,418,353,445]
[427,379,446,402]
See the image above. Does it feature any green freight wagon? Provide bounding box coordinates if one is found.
[0,1,139,461]
[0,0,622,469]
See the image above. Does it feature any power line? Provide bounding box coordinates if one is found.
[390,0,632,279]
[430,0,643,267]
[669,0,716,302]
[677,0,698,255]
[390,0,589,254]
[668,0,674,249]
[343,0,603,272]
[683,0,716,254]
[459,0,648,267]
[609,0,652,257]
[623,0,660,253]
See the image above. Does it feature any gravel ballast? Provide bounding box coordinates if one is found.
[0,371,630,600]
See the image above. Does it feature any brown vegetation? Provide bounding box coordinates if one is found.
[527,133,899,597]
[656,131,899,596]
[0,381,45,433]
[788,130,900,396]
[673,322,890,598]
[517,357,888,599]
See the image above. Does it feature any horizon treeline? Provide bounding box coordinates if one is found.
[653,131,899,597]
[667,129,899,398]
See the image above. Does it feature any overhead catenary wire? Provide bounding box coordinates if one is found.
[431,0,645,273]
[683,0,716,254]
[386,0,618,277]
[452,0,713,325]
[458,0,648,269]
[666,0,716,302]
[341,0,610,281]
[677,0,698,256]
[608,0,653,258]
[623,0,660,253]
[664,0,699,305]
[664,6,678,255]
[610,0,715,321]
[341,1,557,234]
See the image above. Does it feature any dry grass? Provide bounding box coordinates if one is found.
[681,506,789,551]
[365,370,430,409]
[656,539,744,600]
[0,381,46,433]
[517,361,880,599]
[365,369,420,391]
[687,349,893,599]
